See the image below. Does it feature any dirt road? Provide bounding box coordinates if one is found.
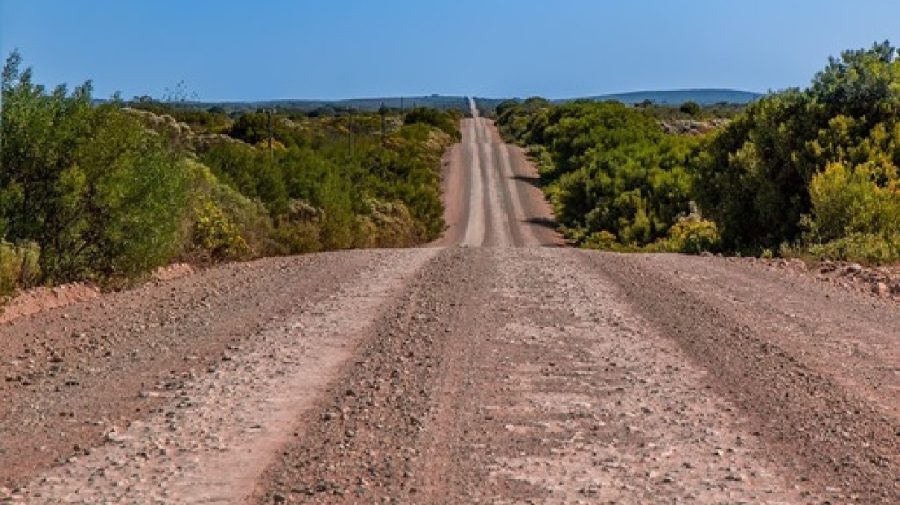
[1,101,897,504]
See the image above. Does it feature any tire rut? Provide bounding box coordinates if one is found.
[2,249,438,503]
[582,251,899,503]
[0,252,380,488]
[253,247,492,503]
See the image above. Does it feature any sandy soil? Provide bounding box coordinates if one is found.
[2,102,896,504]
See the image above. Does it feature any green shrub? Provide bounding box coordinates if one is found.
[807,233,900,263]
[582,231,618,250]
[499,100,700,247]
[2,52,188,281]
[403,107,462,140]
[3,51,456,288]
[666,217,721,253]
[201,142,289,216]
[356,199,422,248]
[315,173,356,250]
[73,107,189,279]
[680,101,701,116]
[0,241,41,296]
[808,161,899,241]
[271,221,322,255]
[694,41,900,256]
[189,197,251,261]
[642,217,720,253]
[181,159,274,260]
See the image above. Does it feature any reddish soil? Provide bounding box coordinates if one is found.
[0,283,100,325]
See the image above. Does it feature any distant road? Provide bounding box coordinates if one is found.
[432,96,563,248]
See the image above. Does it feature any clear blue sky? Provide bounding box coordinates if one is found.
[2,0,899,101]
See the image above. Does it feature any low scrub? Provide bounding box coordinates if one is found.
[806,233,900,264]
[0,241,41,296]
[1,51,459,295]
[497,99,701,249]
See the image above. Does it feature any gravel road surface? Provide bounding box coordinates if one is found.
[1,100,896,504]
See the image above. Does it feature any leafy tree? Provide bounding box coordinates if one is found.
[2,51,188,281]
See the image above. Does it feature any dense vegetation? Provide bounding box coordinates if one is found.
[497,98,714,252]
[0,51,459,296]
[497,42,900,263]
[695,41,900,262]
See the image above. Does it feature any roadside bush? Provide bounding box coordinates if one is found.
[315,173,357,250]
[663,217,721,253]
[355,199,421,248]
[499,100,700,247]
[807,233,899,264]
[695,41,900,262]
[203,116,453,250]
[805,161,900,262]
[270,220,322,255]
[181,159,274,261]
[71,107,189,279]
[0,241,41,296]
[189,197,251,261]
[403,107,462,140]
[498,42,900,264]
[2,52,189,282]
[582,231,618,250]
[807,161,899,242]
[201,143,289,216]
[2,51,458,293]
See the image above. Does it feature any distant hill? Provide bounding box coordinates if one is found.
[577,89,762,105]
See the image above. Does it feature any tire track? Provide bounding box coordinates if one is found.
[13,249,440,504]
[480,130,513,247]
[460,118,486,247]
[494,140,532,246]
[582,251,899,502]
[254,248,491,504]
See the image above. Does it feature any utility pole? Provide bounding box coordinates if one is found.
[265,108,275,163]
[347,109,354,157]
[379,102,387,147]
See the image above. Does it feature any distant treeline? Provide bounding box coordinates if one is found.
[496,41,900,263]
[121,95,473,116]
[0,51,461,295]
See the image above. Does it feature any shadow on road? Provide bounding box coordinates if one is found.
[512,174,542,186]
